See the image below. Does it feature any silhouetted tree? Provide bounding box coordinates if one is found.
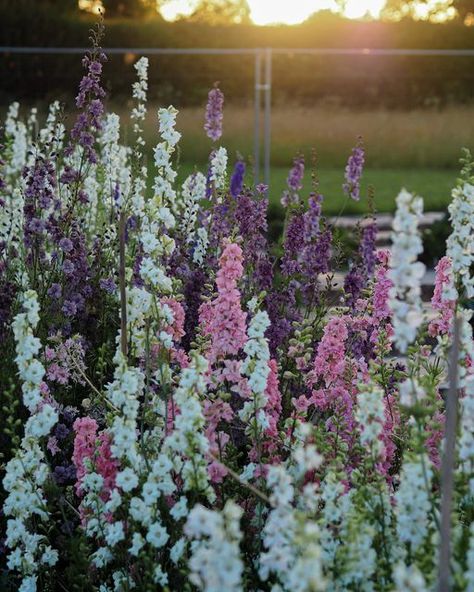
[452,0,474,20]
[101,0,158,17]
[10,0,79,14]
[185,0,251,24]
[382,0,473,21]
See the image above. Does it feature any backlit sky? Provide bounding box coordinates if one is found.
[161,0,388,24]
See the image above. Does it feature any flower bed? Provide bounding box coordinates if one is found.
[1,24,474,592]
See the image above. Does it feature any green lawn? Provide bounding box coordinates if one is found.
[176,163,456,216]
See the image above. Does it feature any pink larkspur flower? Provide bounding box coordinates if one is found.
[161,297,185,342]
[72,417,118,499]
[308,317,348,388]
[199,241,247,363]
[429,256,456,338]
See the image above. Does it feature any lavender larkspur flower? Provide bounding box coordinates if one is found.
[204,83,224,142]
[343,137,365,201]
[344,263,365,308]
[303,193,323,242]
[65,33,107,165]
[360,218,378,275]
[281,155,305,207]
[99,277,117,294]
[230,159,245,198]
[281,213,305,276]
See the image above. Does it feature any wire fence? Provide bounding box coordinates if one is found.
[3,45,474,185]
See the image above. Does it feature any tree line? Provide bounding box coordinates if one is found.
[6,0,474,23]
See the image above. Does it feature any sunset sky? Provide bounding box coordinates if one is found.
[78,0,459,24]
[160,0,388,24]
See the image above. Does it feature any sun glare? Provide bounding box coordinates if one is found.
[160,0,387,24]
[160,0,197,21]
[343,0,386,19]
[248,0,338,25]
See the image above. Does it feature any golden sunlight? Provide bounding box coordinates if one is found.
[160,0,388,24]
[248,0,385,24]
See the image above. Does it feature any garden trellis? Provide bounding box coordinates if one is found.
[3,45,474,188]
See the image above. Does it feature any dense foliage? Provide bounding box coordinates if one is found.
[1,26,474,592]
[1,6,474,106]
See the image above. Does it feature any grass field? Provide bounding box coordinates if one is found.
[176,163,457,216]
[150,104,471,216]
[165,105,474,170]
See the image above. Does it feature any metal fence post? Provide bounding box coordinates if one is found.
[438,315,461,592]
[254,50,262,186]
[264,47,272,189]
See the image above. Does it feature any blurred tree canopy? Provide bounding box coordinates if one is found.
[382,0,474,21]
[100,0,158,17]
[4,0,79,14]
[182,0,251,24]
[453,0,474,20]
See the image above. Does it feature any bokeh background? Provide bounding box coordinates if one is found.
[1,0,474,222]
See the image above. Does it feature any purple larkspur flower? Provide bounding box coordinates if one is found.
[66,45,107,166]
[100,277,117,294]
[235,191,268,256]
[62,260,75,275]
[281,213,305,276]
[47,363,69,384]
[48,283,62,299]
[62,406,78,425]
[28,218,45,234]
[55,423,70,440]
[230,160,245,198]
[235,190,271,290]
[204,83,224,142]
[287,156,305,192]
[78,189,89,204]
[313,226,332,275]
[183,268,208,351]
[89,61,102,76]
[59,237,73,253]
[266,287,301,354]
[60,166,78,185]
[23,157,57,252]
[303,193,323,242]
[255,256,273,291]
[281,155,305,207]
[53,464,76,485]
[344,263,364,308]
[343,137,365,201]
[360,219,378,275]
[62,300,77,318]
[209,199,232,250]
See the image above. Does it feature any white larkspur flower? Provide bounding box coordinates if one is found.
[393,562,428,592]
[399,377,426,408]
[447,181,474,298]
[116,468,139,493]
[389,189,426,352]
[3,291,58,589]
[209,146,228,191]
[193,227,209,265]
[180,171,207,233]
[104,522,125,547]
[186,501,244,592]
[355,382,385,454]
[395,457,432,551]
[146,522,169,548]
